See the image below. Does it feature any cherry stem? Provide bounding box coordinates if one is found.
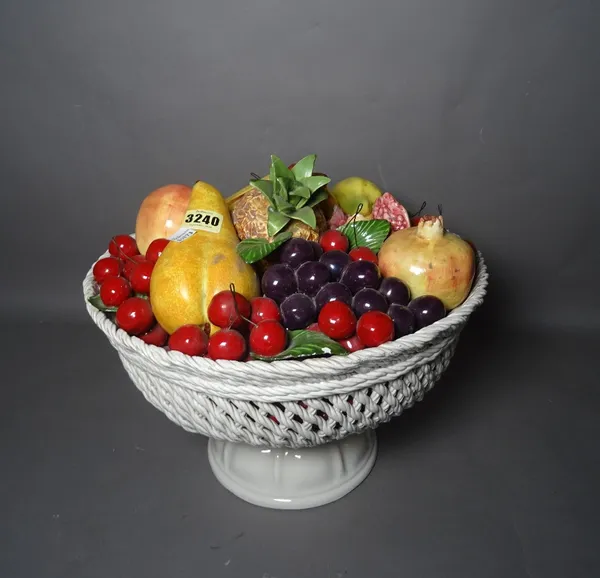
[111,236,139,263]
[409,201,427,218]
[250,173,261,180]
[438,203,443,216]
[228,283,241,329]
[349,203,363,247]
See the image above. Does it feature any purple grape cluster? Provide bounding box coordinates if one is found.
[260,236,447,337]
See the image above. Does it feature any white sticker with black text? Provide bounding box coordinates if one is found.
[182,209,223,233]
[168,228,196,242]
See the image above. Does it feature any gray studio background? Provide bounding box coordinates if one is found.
[2,0,599,329]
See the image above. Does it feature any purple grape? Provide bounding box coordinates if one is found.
[261,264,298,304]
[310,241,323,259]
[296,261,331,297]
[279,238,315,269]
[387,304,416,338]
[319,250,351,281]
[340,260,381,294]
[408,295,446,329]
[280,293,316,330]
[352,288,388,318]
[315,282,353,310]
[379,277,410,306]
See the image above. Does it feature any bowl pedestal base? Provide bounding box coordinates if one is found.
[207,431,378,510]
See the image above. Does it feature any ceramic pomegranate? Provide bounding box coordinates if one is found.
[378,216,475,310]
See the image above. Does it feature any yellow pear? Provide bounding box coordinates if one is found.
[150,180,260,335]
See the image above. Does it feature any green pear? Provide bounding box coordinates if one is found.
[330,177,383,216]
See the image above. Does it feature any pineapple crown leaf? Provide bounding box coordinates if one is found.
[250,154,331,237]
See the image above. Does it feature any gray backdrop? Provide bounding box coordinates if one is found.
[2,0,599,329]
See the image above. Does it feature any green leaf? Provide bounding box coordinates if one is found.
[276,177,292,201]
[337,219,392,254]
[290,154,316,180]
[236,232,292,264]
[270,155,295,181]
[289,185,311,200]
[251,329,348,361]
[269,161,277,191]
[273,193,294,213]
[267,208,291,237]
[286,206,317,229]
[87,294,118,313]
[300,175,331,193]
[306,189,329,208]
[249,179,274,204]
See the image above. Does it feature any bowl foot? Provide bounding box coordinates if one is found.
[207,431,378,510]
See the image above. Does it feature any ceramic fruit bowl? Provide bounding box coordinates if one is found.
[83,248,488,509]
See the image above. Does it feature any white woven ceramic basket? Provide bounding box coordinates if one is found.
[83,246,488,508]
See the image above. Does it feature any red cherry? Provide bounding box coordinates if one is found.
[411,216,422,227]
[109,235,139,260]
[349,247,378,264]
[208,290,251,329]
[318,301,356,340]
[93,257,122,284]
[307,322,321,332]
[129,261,154,295]
[320,230,349,253]
[356,310,394,347]
[207,329,247,361]
[249,320,287,357]
[123,255,148,280]
[100,276,132,307]
[138,324,168,347]
[145,238,170,263]
[250,296,281,324]
[116,297,154,335]
[169,325,209,356]
[338,334,365,352]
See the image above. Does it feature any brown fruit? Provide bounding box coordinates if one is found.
[231,188,327,242]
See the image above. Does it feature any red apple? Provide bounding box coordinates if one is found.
[134,184,191,255]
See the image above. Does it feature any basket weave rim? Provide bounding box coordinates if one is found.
[83,245,488,376]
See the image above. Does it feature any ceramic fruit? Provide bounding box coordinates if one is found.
[207,329,247,360]
[145,238,170,263]
[378,215,475,310]
[149,180,260,335]
[93,257,122,284]
[169,325,209,356]
[408,295,446,329]
[249,320,288,357]
[371,193,410,231]
[356,310,394,347]
[250,297,281,324]
[230,154,330,242]
[208,289,252,329]
[100,276,131,307]
[320,230,349,253]
[318,301,357,340]
[330,177,383,217]
[139,324,168,347]
[109,235,139,260]
[134,184,191,255]
[116,297,155,335]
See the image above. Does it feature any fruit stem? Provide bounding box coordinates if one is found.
[228,283,240,329]
[349,203,364,247]
[409,201,427,218]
